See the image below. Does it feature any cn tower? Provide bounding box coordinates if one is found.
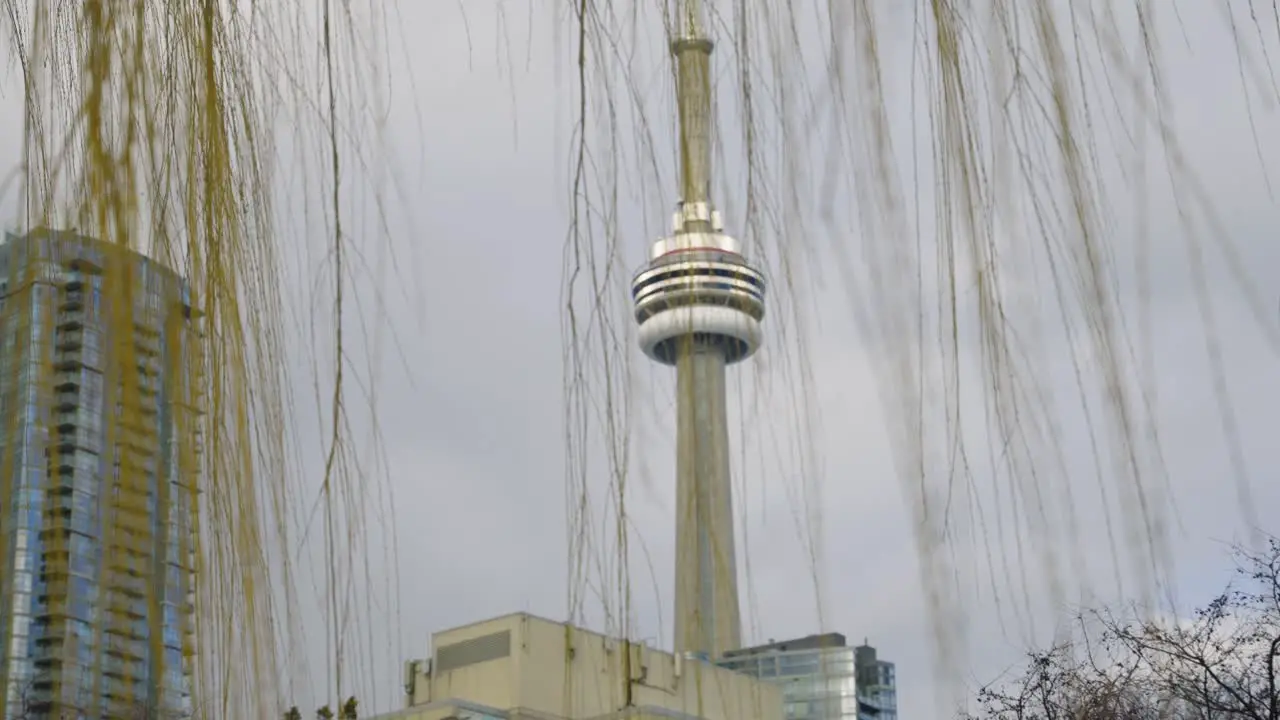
[630,0,766,661]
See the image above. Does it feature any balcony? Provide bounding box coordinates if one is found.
[103,639,146,662]
[53,351,83,371]
[59,294,83,313]
[100,571,148,598]
[55,331,83,351]
[55,411,88,430]
[55,314,84,332]
[119,454,158,476]
[135,330,160,355]
[119,415,158,439]
[53,372,81,392]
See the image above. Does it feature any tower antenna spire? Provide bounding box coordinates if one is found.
[672,0,714,217]
[679,0,704,37]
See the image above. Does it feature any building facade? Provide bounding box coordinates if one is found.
[852,644,896,720]
[718,634,897,720]
[373,613,781,720]
[0,229,199,719]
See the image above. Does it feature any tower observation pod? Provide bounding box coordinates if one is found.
[630,3,766,660]
[632,204,766,366]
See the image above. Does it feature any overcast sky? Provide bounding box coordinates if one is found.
[3,2,1280,720]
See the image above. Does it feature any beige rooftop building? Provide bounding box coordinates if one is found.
[370,613,782,720]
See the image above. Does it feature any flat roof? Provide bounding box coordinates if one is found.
[722,633,848,658]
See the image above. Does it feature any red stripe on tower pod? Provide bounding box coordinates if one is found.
[656,246,743,259]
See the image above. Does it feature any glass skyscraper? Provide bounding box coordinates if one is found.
[718,633,898,720]
[0,229,199,719]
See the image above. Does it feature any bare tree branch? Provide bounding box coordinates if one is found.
[966,535,1280,720]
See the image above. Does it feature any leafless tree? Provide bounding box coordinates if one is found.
[3,680,38,720]
[965,536,1280,720]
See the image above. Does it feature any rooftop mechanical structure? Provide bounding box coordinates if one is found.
[631,0,765,662]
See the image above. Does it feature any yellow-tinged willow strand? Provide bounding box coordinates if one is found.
[0,2,394,717]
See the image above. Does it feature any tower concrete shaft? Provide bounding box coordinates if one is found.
[674,337,740,659]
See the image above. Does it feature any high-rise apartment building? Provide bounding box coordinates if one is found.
[718,634,897,720]
[0,229,199,719]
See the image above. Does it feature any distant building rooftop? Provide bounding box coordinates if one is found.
[372,613,782,720]
[722,633,849,658]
